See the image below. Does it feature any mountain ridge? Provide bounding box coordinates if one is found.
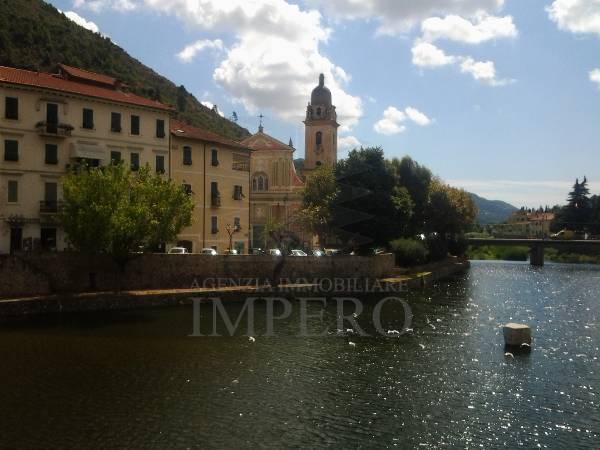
[0,0,250,140]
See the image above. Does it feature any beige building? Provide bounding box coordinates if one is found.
[243,74,338,250]
[171,120,251,254]
[0,64,171,254]
[241,126,305,249]
[495,210,555,238]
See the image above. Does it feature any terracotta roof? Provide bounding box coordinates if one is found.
[0,65,171,111]
[58,63,118,87]
[240,130,294,152]
[170,120,249,150]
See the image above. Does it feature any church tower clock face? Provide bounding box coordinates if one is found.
[303,74,339,172]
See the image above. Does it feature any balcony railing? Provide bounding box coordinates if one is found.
[36,122,73,137]
[39,200,62,213]
[211,194,221,207]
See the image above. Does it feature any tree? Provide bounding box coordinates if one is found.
[425,178,478,238]
[298,164,339,246]
[58,163,194,269]
[563,177,591,231]
[333,147,400,249]
[389,156,432,234]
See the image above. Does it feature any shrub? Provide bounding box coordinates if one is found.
[448,235,469,257]
[390,238,428,266]
[426,235,448,262]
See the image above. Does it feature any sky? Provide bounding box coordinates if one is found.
[46,0,600,207]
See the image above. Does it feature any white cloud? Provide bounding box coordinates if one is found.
[338,135,361,152]
[81,0,362,130]
[374,106,407,135]
[177,39,224,63]
[547,0,600,35]
[459,57,511,86]
[374,106,431,135]
[412,41,456,67]
[201,101,225,117]
[590,69,600,89]
[421,14,517,44]
[313,0,505,34]
[405,107,432,126]
[63,11,100,33]
[73,0,136,12]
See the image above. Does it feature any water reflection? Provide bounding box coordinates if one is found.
[0,261,598,448]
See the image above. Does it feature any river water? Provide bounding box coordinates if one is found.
[0,261,598,448]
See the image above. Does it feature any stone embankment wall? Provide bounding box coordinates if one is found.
[0,253,395,299]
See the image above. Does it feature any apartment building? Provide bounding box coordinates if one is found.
[170,120,251,253]
[0,64,172,254]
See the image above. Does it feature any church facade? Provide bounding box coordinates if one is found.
[244,74,338,250]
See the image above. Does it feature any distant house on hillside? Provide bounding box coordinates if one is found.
[494,209,555,238]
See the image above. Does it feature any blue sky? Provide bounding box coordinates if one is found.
[48,0,600,207]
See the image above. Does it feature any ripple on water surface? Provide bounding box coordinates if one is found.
[0,261,598,448]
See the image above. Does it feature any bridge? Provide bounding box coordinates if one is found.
[467,238,600,266]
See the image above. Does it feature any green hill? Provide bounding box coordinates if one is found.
[0,0,250,140]
[469,193,517,224]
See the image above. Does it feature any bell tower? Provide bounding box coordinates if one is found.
[303,74,339,172]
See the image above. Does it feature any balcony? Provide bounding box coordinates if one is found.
[39,200,62,213]
[211,194,221,207]
[36,121,73,138]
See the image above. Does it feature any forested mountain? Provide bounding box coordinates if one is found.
[469,193,517,224]
[0,0,250,140]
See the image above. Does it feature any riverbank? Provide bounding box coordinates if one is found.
[0,257,469,319]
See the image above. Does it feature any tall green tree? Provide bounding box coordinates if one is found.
[298,164,339,246]
[334,147,404,248]
[425,178,478,238]
[389,156,432,233]
[557,177,592,231]
[58,164,194,268]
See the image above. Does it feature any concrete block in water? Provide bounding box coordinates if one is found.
[503,323,532,347]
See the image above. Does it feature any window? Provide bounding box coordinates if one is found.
[316,107,321,117]
[156,119,165,138]
[40,228,57,251]
[316,131,322,146]
[211,216,218,234]
[211,148,219,166]
[4,140,18,161]
[7,180,18,203]
[182,184,192,195]
[234,217,241,231]
[130,152,140,171]
[156,155,165,174]
[45,144,58,165]
[211,182,220,206]
[82,108,94,129]
[110,151,122,164]
[252,173,268,192]
[233,185,244,200]
[5,97,18,120]
[111,112,122,132]
[232,153,250,171]
[183,146,192,165]
[44,182,57,211]
[131,115,140,135]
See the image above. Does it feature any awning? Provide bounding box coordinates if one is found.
[69,142,106,160]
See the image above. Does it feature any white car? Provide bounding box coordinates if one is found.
[269,248,282,256]
[201,248,218,255]
[224,249,239,255]
[290,249,307,256]
[168,247,188,254]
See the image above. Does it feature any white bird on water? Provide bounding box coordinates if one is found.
[418,343,426,349]
[349,342,356,347]
[248,336,256,343]
[504,352,514,358]
[346,328,354,334]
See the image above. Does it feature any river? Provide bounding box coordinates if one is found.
[0,261,598,448]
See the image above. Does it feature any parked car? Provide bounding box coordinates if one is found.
[324,248,341,256]
[201,248,218,255]
[269,248,282,256]
[168,247,189,254]
[224,249,239,255]
[312,249,324,257]
[290,249,307,256]
[249,248,265,255]
[551,229,575,240]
